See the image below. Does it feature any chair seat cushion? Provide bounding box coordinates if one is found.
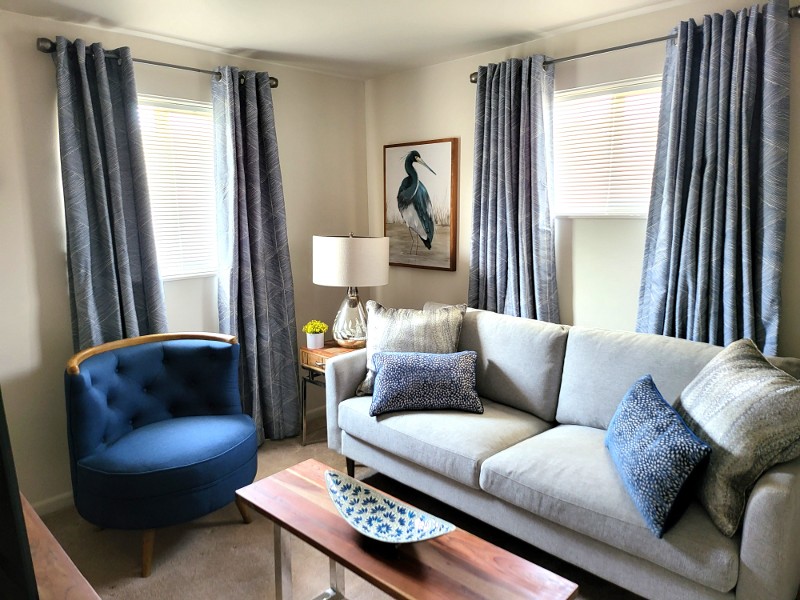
[77,414,257,500]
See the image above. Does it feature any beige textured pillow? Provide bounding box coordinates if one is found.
[355,301,466,396]
[677,338,800,536]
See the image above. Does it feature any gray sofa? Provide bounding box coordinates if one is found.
[325,307,800,600]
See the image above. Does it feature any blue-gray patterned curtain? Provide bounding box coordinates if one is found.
[53,37,167,352]
[469,56,560,322]
[637,0,790,355]
[212,67,299,443]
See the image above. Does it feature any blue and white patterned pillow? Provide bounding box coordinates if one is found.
[369,351,483,417]
[605,375,711,537]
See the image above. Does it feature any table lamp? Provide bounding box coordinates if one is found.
[312,234,390,348]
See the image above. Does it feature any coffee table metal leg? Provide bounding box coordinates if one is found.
[330,558,345,597]
[273,524,292,600]
[309,558,346,600]
[273,519,346,600]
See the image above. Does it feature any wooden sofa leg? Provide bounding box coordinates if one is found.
[235,495,253,524]
[141,529,155,577]
[346,457,355,478]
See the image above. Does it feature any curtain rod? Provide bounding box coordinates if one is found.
[470,5,800,83]
[35,37,279,88]
[469,34,672,83]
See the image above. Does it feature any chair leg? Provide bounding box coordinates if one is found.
[235,495,253,524]
[141,529,155,577]
[346,457,355,477]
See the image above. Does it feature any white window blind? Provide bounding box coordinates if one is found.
[138,95,217,279]
[553,75,662,217]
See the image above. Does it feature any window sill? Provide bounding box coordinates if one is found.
[161,272,217,282]
[554,214,647,220]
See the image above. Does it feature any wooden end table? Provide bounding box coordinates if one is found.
[236,458,579,600]
[299,342,357,445]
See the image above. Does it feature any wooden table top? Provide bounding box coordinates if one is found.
[300,341,358,373]
[236,459,578,600]
[22,494,100,600]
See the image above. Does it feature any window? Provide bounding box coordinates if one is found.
[138,95,216,279]
[553,75,662,218]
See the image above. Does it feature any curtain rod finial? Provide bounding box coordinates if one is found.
[469,71,478,84]
[790,5,800,18]
[37,37,55,53]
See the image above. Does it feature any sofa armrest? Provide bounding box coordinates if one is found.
[325,349,367,453]
[736,456,800,600]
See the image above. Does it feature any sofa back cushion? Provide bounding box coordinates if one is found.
[457,309,569,421]
[769,355,800,379]
[556,327,721,429]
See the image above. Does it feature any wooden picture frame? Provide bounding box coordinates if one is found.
[384,138,458,271]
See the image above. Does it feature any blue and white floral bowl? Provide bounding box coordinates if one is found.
[324,469,455,544]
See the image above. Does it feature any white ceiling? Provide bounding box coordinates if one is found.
[1,0,697,79]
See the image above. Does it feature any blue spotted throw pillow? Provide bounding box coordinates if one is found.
[605,375,711,538]
[369,351,483,417]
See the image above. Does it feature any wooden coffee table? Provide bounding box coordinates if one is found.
[235,459,578,600]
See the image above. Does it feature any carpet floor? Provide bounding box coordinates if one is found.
[43,437,642,599]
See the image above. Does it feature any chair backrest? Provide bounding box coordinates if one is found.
[64,333,241,469]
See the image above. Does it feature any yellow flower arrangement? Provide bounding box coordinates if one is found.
[302,320,329,334]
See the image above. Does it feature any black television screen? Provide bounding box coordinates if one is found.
[0,387,38,599]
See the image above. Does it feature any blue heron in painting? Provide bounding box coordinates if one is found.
[397,150,436,254]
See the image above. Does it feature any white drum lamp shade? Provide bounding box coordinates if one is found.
[312,235,389,348]
[313,236,390,287]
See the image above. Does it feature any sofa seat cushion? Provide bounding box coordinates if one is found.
[480,424,738,593]
[338,396,551,489]
[77,414,258,500]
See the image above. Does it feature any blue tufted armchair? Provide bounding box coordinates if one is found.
[64,332,258,576]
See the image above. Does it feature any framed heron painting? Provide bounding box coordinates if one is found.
[384,138,458,271]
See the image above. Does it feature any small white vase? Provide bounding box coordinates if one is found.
[306,332,325,349]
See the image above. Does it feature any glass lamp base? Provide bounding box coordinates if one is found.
[333,287,367,349]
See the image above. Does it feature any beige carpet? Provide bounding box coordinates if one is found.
[43,437,641,599]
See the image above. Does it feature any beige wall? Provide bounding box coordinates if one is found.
[0,10,367,511]
[366,0,800,349]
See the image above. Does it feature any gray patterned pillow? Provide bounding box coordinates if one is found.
[369,351,483,417]
[677,338,800,536]
[356,301,466,396]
